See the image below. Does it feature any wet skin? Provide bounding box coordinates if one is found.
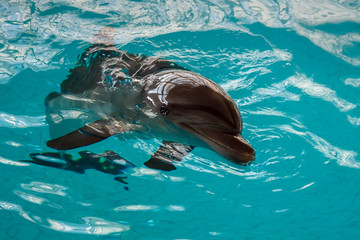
[44,43,255,171]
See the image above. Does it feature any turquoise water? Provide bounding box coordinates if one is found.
[1,0,360,239]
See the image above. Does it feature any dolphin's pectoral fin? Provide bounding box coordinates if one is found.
[144,141,194,171]
[156,141,195,161]
[46,119,116,150]
[144,157,177,171]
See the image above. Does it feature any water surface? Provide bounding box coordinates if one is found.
[0,0,360,239]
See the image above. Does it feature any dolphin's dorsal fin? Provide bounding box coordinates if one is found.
[46,119,116,150]
[144,141,194,171]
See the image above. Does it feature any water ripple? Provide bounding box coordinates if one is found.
[289,74,356,112]
[0,0,359,238]
[279,124,360,168]
[21,181,68,196]
[0,201,35,223]
[0,113,46,128]
[293,182,315,192]
[0,155,29,166]
[0,0,358,87]
[0,200,129,235]
[232,0,360,65]
[47,217,129,235]
[345,77,360,87]
[113,204,185,212]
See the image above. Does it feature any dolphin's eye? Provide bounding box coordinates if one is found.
[159,105,169,116]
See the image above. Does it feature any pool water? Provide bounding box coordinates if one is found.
[1,0,360,239]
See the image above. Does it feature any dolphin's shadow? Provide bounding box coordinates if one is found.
[22,151,135,190]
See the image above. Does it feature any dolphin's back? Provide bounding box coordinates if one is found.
[60,44,186,95]
[60,45,135,94]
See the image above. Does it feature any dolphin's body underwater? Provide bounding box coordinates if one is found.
[45,38,255,171]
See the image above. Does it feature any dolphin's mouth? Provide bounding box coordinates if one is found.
[178,123,255,164]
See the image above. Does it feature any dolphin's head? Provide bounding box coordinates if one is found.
[144,70,255,164]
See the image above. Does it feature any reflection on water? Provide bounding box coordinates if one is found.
[0,156,29,166]
[288,74,356,112]
[21,181,68,196]
[345,77,360,87]
[48,217,129,235]
[280,124,360,168]
[0,201,36,223]
[0,113,46,128]
[1,0,360,82]
[14,190,48,205]
[113,204,185,212]
[0,201,129,235]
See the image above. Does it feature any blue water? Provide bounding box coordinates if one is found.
[1,0,360,239]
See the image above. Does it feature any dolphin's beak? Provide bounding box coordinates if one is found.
[179,124,255,164]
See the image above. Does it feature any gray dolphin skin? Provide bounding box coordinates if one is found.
[45,36,255,171]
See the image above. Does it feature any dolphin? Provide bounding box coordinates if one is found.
[45,36,255,171]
